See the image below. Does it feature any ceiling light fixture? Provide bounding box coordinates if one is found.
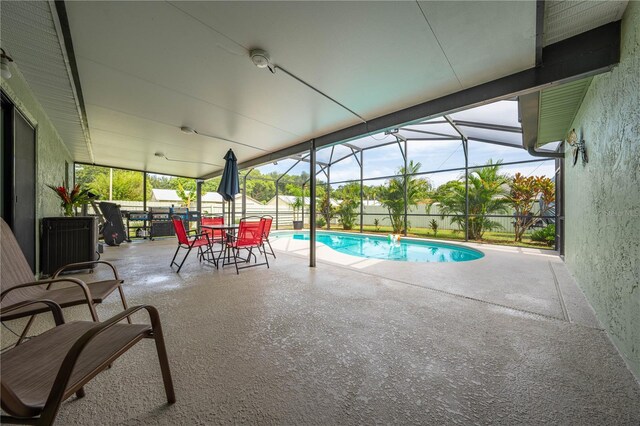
[250,49,270,68]
[1,48,14,79]
[177,126,268,152]
[249,48,366,124]
[155,151,222,167]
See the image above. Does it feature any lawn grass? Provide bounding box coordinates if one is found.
[332,225,555,250]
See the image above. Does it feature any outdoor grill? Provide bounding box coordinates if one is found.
[149,207,173,238]
[122,210,150,239]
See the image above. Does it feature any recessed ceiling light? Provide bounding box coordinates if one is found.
[180,126,196,135]
[154,152,165,158]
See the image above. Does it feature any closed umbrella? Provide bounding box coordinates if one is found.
[217,149,240,224]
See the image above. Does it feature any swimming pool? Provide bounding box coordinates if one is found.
[272,231,484,263]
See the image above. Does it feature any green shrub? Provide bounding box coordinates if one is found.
[530,224,555,246]
[429,219,438,237]
[316,216,326,228]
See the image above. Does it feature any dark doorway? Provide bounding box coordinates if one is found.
[1,91,36,272]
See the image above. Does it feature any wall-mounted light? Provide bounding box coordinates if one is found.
[1,48,14,79]
[566,128,588,166]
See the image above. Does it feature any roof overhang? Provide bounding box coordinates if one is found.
[213,20,621,177]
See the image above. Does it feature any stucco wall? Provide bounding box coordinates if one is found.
[2,69,73,274]
[564,2,640,378]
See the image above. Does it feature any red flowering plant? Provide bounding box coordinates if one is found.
[47,183,91,217]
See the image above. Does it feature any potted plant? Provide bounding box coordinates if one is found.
[292,196,304,230]
[47,183,91,217]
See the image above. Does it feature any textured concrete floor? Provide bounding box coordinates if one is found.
[2,237,639,425]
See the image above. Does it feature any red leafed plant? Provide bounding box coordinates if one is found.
[47,183,90,216]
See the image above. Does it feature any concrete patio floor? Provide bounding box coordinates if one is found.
[3,237,639,424]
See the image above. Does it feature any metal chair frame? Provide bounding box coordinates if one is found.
[170,216,215,272]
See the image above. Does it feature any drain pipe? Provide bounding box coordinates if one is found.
[519,92,564,158]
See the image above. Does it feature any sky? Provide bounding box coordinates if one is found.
[246,100,560,189]
[252,134,557,189]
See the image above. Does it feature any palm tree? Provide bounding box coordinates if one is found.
[379,161,430,234]
[435,160,510,240]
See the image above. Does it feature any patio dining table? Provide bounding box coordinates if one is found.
[201,223,239,267]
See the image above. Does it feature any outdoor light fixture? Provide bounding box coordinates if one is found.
[250,49,275,73]
[248,47,366,123]
[566,128,588,166]
[1,48,14,79]
[177,125,267,152]
[155,151,221,167]
[385,128,400,135]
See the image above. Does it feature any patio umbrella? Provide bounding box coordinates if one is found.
[217,149,239,223]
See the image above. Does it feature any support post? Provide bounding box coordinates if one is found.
[463,138,469,241]
[326,166,331,230]
[403,138,408,236]
[302,183,306,227]
[196,179,203,231]
[143,172,148,212]
[275,179,280,230]
[242,169,253,218]
[143,172,148,232]
[360,150,364,233]
[310,141,317,267]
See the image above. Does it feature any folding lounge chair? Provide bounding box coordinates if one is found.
[1,218,130,345]
[1,300,175,426]
[170,216,215,272]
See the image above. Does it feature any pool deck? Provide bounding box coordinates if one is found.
[270,232,599,325]
[5,236,638,424]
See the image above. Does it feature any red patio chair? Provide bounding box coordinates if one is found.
[201,216,225,245]
[220,217,269,274]
[261,215,276,258]
[170,216,215,272]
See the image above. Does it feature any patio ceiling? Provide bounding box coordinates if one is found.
[1,1,626,179]
[63,0,537,178]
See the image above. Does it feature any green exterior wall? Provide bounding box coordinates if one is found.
[1,69,73,275]
[564,2,640,378]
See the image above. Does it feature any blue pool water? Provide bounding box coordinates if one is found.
[273,231,483,262]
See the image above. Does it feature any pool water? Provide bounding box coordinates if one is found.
[273,231,483,263]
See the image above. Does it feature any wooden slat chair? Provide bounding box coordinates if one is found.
[221,217,269,274]
[1,218,130,345]
[1,300,175,426]
[169,216,214,272]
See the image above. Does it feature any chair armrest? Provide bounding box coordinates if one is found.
[0,278,93,306]
[42,305,166,413]
[0,299,65,326]
[190,232,209,241]
[53,261,121,281]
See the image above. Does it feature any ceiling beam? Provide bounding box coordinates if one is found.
[454,120,522,133]
[200,21,620,179]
